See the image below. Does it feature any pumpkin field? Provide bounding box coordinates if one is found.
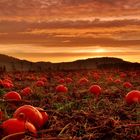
[0,69,140,140]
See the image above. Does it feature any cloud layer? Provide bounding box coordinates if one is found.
[0,0,140,20]
[0,19,140,48]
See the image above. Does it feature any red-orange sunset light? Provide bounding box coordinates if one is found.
[0,0,139,62]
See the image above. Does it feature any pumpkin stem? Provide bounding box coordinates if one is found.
[17,113,26,121]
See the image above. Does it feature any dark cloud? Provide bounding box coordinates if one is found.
[0,18,140,48]
[0,19,140,33]
[29,19,140,29]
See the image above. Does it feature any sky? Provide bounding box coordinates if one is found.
[0,0,140,63]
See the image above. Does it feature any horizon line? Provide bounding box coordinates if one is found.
[0,53,139,64]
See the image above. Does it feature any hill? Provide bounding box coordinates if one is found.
[0,54,139,72]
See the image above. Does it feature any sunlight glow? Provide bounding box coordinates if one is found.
[94,48,106,53]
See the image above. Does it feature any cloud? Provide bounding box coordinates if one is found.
[0,19,140,34]
[0,18,140,48]
[0,32,140,48]
[0,0,140,20]
[9,52,140,57]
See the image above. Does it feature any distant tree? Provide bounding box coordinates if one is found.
[11,62,16,71]
[38,66,42,72]
[3,65,6,72]
[20,61,23,71]
[29,62,33,72]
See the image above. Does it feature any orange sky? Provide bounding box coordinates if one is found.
[0,0,140,63]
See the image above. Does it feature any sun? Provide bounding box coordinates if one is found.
[95,48,106,53]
